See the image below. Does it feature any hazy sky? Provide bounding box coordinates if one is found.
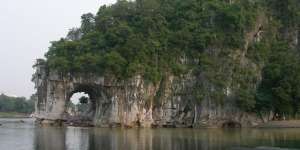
[0,0,116,98]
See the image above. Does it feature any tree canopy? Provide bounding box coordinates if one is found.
[44,0,300,118]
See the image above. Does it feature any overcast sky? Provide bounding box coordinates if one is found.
[0,0,116,98]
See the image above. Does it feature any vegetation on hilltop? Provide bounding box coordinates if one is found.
[43,0,300,118]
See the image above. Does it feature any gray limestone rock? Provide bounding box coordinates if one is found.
[32,60,264,128]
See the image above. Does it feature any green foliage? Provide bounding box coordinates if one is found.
[256,42,300,117]
[267,0,300,27]
[236,88,256,112]
[81,13,95,34]
[43,0,300,115]
[0,94,34,113]
[45,0,260,82]
[79,96,89,104]
[102,51,127,77]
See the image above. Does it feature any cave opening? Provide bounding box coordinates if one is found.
[65,85,98,127]
[222,121,242,128]
[68,92,90,117]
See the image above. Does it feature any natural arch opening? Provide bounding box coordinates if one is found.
[67,92,90,116]
[66,85,98,127]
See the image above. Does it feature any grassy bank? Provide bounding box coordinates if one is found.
[0,112,30,118]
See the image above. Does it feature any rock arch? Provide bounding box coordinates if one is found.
[32,60,108,126]
[32,59,264,128]
[65,85,98,126]
[67,84,100,114]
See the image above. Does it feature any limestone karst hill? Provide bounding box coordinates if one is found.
[33,0,300,127]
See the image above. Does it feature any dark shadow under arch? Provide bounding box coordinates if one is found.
[222,121,242,128]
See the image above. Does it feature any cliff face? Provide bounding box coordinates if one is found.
[33,17,300,128]
[33,61,266,128]
[34,0,300,127]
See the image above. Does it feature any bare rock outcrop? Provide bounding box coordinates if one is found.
[32,60,264,128]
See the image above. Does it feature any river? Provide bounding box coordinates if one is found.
[0,118,300,150]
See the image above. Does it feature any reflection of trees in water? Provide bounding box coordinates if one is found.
[87,129,204,150]
[87,128,300,150]
[66,127,90,150]
[34,127,300,150]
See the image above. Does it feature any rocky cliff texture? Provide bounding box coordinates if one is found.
[33,60,266,128]
[32,0,300,128]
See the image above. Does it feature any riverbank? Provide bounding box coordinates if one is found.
[0,112,30,118]
[257,120,300,128]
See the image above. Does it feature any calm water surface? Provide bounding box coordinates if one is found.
[0,118,300,150]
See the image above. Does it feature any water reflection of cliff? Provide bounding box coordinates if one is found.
[34,127,90,150]
[34,127,66,150]
[34,127,300,150]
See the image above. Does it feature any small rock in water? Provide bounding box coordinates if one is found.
[19,120,25,123]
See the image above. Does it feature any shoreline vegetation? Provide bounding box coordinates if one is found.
[0,94,34,117]
[0,112,31,118]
